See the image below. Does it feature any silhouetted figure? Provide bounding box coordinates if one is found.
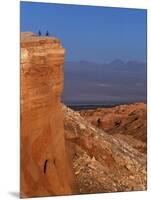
[38,30,41,36]
[97,118,101,128]
[46,30,49,36]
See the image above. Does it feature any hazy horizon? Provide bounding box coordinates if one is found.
[62,59,147,104]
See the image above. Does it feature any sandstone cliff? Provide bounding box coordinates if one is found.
[20,32,75,198]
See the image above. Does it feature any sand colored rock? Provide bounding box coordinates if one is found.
[63,105,147,194]
[79,103,147,153]
[20,32,75,198]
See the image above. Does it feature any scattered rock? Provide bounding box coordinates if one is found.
[63,105,147,194]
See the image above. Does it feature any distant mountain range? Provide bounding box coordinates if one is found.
[62,59,147,105]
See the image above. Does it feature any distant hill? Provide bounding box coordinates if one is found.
[62,60,147,105]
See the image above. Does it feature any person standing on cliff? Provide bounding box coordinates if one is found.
[46,30,49,36]
[38,30,41,36]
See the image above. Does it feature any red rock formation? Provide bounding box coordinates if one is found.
[79,103,147,153]
[20,32,75,198]
[63,105,147,194]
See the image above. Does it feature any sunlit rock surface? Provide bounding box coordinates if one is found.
[63,105,147,193]
[20,32,75,198]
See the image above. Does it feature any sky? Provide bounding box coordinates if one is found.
[20,1,147,63]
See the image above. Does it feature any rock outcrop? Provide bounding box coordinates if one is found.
[63,105,147,194]
[20,32,75,198]
[79,103,147,153]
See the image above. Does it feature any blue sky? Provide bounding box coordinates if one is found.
[20,1,147,63]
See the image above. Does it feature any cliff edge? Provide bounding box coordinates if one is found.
[20,32,75,198]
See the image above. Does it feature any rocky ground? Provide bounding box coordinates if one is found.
[79,102,147,154]
[63,103,147,194]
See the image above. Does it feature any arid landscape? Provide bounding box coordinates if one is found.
[21,33,147,198]
[64,102,147,194]
[78,102,147,153]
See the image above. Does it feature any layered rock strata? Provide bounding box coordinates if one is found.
[20,32,75,198]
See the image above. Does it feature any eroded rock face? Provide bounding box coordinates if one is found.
[79,103,147,153]
[20,32,75,198]
[63,105,147,194]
